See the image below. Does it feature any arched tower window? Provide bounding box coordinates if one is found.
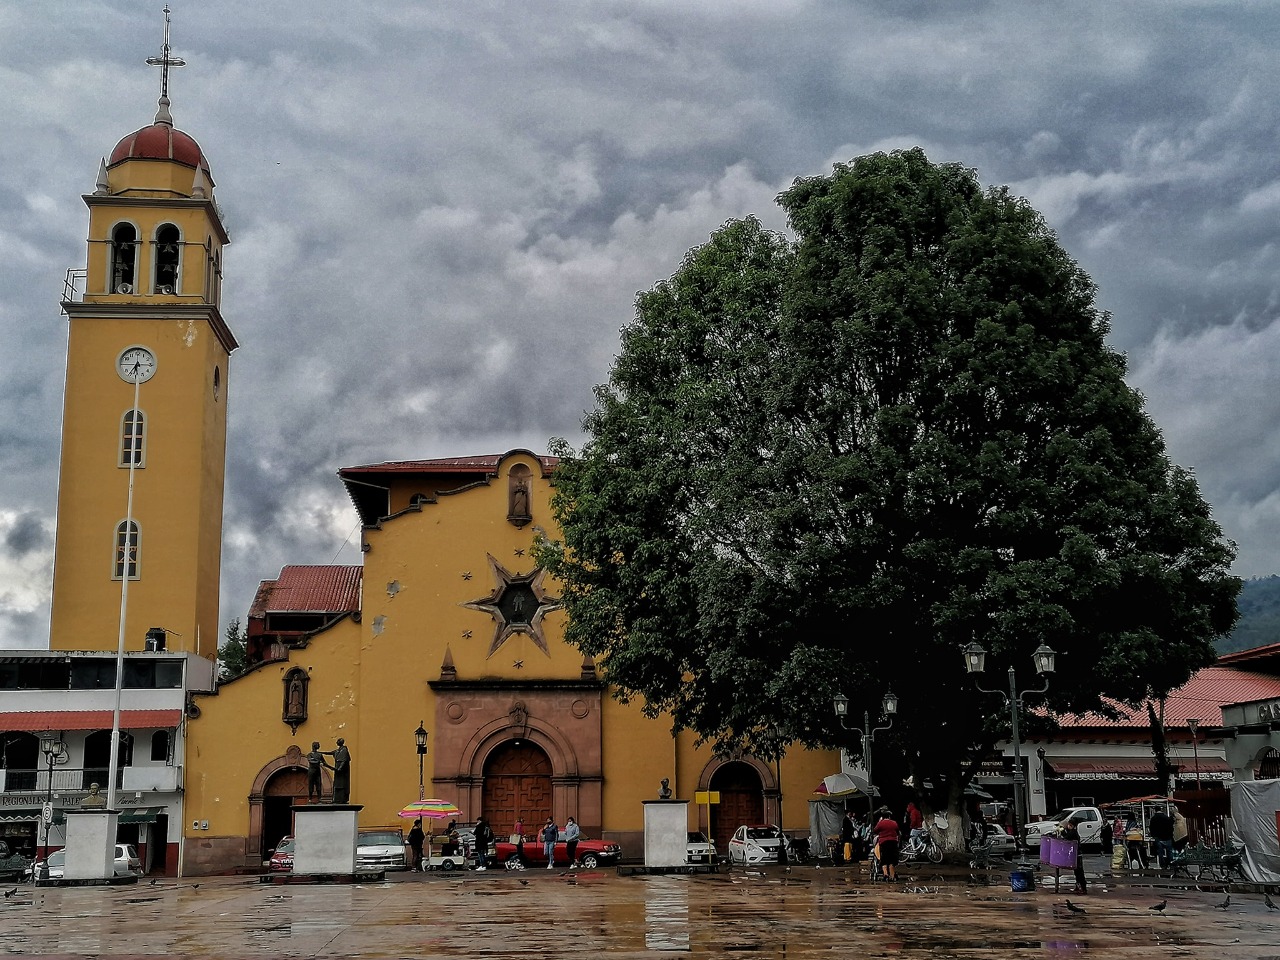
[119,409,146,467]
[110,223,137,293]
[150,730,170,763]
[114,520,140,579]
[154,223,180,293]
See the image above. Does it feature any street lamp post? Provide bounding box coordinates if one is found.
[415,722,429,801]
[1186,718,1202,790]
[963,642,1056,862]
[832,690,899,801]
[39,736,66,868]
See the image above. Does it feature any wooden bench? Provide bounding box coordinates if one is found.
[1169,843,1246,882]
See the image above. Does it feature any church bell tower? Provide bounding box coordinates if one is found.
[49,14,235,658]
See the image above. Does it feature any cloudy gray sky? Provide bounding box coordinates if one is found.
[2,1,1277,651]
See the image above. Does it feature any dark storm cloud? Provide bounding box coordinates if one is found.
[4,511,49,557]
[3,0,1280,648]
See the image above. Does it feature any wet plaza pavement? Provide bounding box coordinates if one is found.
[1,859,1277,959]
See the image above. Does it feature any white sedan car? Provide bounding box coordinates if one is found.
[727,825,787,864]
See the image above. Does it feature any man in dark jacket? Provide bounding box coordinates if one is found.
[472,818,494,872]
[1148,810,1175,870]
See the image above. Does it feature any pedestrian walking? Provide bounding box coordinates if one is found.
[1100,818,1113,856]
[840,810,858,864]
[542,817,559,869]
[514,816,526,865]
[472,817,494,871]
[565,816,580,867]
[872,808,900,882]
[1148,808,1174,870]
[407,819,425,872]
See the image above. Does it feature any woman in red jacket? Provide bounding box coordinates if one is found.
[872,809,900,882]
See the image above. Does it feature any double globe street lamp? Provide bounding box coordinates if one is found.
[962,642,1056,861]
[39,736,66,869]
[832,689,899,800]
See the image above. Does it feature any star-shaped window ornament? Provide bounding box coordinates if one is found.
[462,554,562,657]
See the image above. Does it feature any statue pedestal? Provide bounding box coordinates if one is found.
[643,800,689,868]
[292,804,362,876]
[61,809,120,882]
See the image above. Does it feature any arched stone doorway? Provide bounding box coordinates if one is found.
[244,745,331,868]
[262,767,308,855]
[482,741,552,837]
[709,761,766,853]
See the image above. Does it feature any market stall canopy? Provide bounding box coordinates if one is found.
[397,799,461,820]
[814,772,876,797]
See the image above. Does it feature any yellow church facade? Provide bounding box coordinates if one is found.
[182,451,841,874]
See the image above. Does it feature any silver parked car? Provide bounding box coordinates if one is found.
[26,844,142,880]
[356,830,407,871]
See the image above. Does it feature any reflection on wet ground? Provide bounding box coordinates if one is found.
[0,864,1276,958]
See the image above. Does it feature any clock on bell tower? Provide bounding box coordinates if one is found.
[48,51,237,658]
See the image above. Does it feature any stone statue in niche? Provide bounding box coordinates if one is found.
[507,464,532,527]
[283,669,308,732]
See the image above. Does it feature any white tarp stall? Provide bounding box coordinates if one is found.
[1229,780,1280,883]
[808,799,845,862]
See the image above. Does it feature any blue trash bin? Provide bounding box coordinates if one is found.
[1010,868,1035,892]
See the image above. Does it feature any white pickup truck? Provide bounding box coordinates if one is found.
[1023,806,1105,848]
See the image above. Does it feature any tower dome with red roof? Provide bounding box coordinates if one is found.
[107,95,211,178]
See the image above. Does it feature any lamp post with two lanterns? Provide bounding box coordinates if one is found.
[832,690,899,800]
[962,642,1056,861]
[415,722,429,801]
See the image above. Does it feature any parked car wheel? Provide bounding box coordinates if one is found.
[579,853,599,869]
[440,859,458,871]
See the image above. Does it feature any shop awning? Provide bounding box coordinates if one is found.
[0,710,182,732]
[117,805,164,824]
[1048,758,1233,780]
[3,805,167,826]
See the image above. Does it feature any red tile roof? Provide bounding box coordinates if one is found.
[249,565,362,616]
[1050,666,1280,729]
[0,710,182,731]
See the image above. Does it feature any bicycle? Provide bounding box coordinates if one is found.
[900,831,944,864]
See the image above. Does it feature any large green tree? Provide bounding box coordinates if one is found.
[542,149,1239,824]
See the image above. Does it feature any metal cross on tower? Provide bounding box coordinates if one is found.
[145,5,186,99]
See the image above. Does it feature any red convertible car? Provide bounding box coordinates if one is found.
[493,834,622,869]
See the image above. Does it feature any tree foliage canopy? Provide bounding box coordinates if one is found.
[541,149,1239,793]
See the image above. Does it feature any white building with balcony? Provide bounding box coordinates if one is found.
[0,650,214,874]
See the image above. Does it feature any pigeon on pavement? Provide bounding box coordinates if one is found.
[1215,894,1230,910]
[1149,899,1167,913]
[1065,899,1087,915]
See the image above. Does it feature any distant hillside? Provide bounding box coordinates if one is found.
[1216,575,1280,655]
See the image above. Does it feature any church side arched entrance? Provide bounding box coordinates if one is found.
[710,762,764,852]
[262,767,307,855]
[482,741,552,838]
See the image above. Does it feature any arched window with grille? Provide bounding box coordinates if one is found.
[154,223,180,293]
[119,408,146,467]
[114,520,140,580]
[110,223,137,293]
